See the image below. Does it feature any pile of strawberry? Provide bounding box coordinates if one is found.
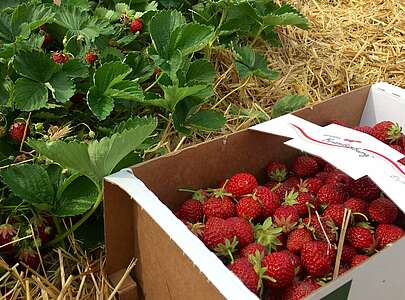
[174,120,405,300]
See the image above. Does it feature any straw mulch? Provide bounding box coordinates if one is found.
[1,0,404,298]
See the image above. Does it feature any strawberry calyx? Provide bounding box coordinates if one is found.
[387,123,402,143]
[254,218,283,252]
[248,250,276,295]
[283,190,299,206]
[214,236,238,262]
[178,188,209,202]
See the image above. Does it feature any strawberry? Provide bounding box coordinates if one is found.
[70,92,85,104]
[227,217,253,248]
[274,205,299,233]
[292,156,319,178]
[279,250,302,275]
[390,144,405,154]
[311,156,327,169]
[310,215,338,243]
[324,171,353,189]
[281,278,320,300]
[368,197,398,224]
[350,176,380,201]
[351,254,368,267]
[400,158,405,166]
[371,121,402,144]
[317,183,349,206]
[130,18,144,33]
[339,265,350,275]
[262,251,295,288]
[341,244,358,265]
[299,178,323,195]
[51,51,69,64]
[267,162,288,182]
[287,228,313,254]
[346,225,375,252]
[344,198,369,216]
[203,195,235,219]
[240,243,267,258]
[314,171,329,183]
[324,163,337,172]
[0,224,17,251]
[254,218,283,252]
[85,51,97,65]
[236,196,262,220]
[283,190,314,217]
[16,247,40,270]
[9,121,28,143]
[375,224,405,249]
[183,221,205,239]
[177,199,203,223]
[353,126,373,135]
[203,217,236,252]
[225,172,258,197]
[253,186,280,218]
[301,241,336,277]
[272,177,300,199]
[323,204,346,228]
[228,257,258,293]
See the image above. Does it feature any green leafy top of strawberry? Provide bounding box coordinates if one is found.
[254,217,283,252]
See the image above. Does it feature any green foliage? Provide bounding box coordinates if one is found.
[271,95,309,118]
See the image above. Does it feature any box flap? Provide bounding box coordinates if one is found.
[105,169,259,300]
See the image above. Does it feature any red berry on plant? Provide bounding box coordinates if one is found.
[51,52,69,64]
[16,247,40,270]
[85,51,97,65]
[130,18,144,33]
[9,121,28,143]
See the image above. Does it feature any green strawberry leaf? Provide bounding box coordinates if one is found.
[54,176,98,217]
[187,109,226,132]
[106,80,144,102]
[28,117,157,186]
[13,50,58,83]
[234,46,278,80]
[13,78,48,111]
[62,59,89,78]
[263,12,309,29]
[87,86,115,121]
[124,52,154,83]
[161,84,210,111]
[47,71,75,103]
[0,12,14,43]
[94,61,132,94]
[271,95,309,118]
[170,23,214,56]
[0,164,54,211]
[186,59,216,85]
[149,10,186,59]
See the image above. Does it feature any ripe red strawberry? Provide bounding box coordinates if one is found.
[9,121,28,143]
[351,254,368,267]
[272,177,300,199]
[324,163,337,172]
[267,162,288,182]
[371,121,402,144]
[280,250,302,275]
[226,217,253,248]
[177,199,203,223]
[183,221,205,239]
[130,18,144,33]
[51,51,69,64]
[281,278,320,300]
[287,228,313,254]
[236,196,262,221]
[390,144,405,154]
[283,191,314,217]
[17,247,40,270]
[323,204,346,228]
[314,171,329,183]
[368,197,398,224]
[324,171,353,189]
[299,178,323,195]
[0,224,17,251]
[317,183,349,206]
[292,156,319,178]
[274,205,299,232]
[228,257,258,293]
[301,241,336,277]
[353,125,373,135]
[240,243,267,258]
[344,198,369,216]
[400,158,405,166]
[311,156,327,169]
[225,172,258,197]
[253,186,280,218]
[375,224,405,249]
[350,176,380,201]
[262,251,295,288]
[341,244,358,265]
[203,195,235,219]
[346,225,375,252]
[310,215,338,243]
[203,217,236,251]
[85,51,97,65]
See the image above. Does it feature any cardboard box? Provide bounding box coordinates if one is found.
[104,82,405,300]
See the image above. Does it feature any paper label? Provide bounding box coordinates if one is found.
[251,114,405,211]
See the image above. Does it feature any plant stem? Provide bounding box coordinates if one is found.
[46,190,103,247]
[250,25,264,47]
[144,72,163,92]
